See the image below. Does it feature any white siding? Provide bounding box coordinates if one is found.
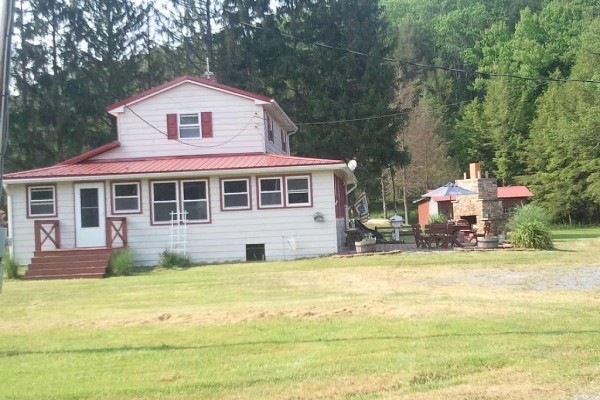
[264,111,290,155]
[7,182,77,265]
[94,82,267,160]
[7,171,339,267]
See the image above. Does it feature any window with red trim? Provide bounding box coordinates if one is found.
[222,179,250,210]
[286,176,311,206]
[28,186,56,216]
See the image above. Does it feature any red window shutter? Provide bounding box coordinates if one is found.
[166,114,178,140]
[201,112,213,138]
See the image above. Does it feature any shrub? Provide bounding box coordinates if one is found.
[160,250,191,269]
[507,204,553,250]
[108,248,134,276]
[3,253,21,279]
[428,213,448,224]
[507,204,551,230]
[508,221,554,250]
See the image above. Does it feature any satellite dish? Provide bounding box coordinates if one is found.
[347,159,357,171]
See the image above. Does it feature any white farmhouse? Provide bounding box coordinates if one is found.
[3,76,356,279]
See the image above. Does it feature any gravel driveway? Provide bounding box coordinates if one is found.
[454,265,600,291]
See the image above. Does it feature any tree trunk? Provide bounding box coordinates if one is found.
[381,175,387,219]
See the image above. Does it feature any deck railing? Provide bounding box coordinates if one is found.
[106,217,128,249]
[34,220,60,251]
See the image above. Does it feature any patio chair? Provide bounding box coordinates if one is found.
[411,224,432,249]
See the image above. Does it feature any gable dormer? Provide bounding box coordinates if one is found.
[95,76,297,160]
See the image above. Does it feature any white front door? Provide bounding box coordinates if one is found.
[74,183,106,248]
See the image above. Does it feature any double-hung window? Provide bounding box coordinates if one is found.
[151,180,210,224]
[179,113,200,138]
[286,176,311,206]
[28,186,56,217]
[181,180,209,221]
[112,182,141,213]
[222,178,250,210]
[151,182,178,223]
[258,177,283,208]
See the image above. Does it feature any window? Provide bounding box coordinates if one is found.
[112,182,140,213]
[151,180,210,224]
[258,177,283,208]
[246,244,265,261]
[286,176,311,206]
[222,179,250,210]
[266,115,274,142]
[179,113,200,138]
[28,186,56,217]
[181,180,209,221]
[503,206,516,215]
[281,129,287,152]
[151,182,178,223]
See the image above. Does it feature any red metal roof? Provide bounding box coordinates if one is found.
[4,153,344,180]
[106,76,273,112]
[497,186,533,198]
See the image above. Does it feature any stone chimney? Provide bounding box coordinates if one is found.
[453,162,504,233]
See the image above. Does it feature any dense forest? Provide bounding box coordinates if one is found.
[7,0,600,223]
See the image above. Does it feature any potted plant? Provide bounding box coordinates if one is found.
[355,233,377,253]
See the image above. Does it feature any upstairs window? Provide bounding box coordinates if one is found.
[167,112,213,139]
[286,176,311,206]
[281,130,287,152]
[222,178,251,210]
[266,115,274,143]
[258,177,283,208]
[179,113,200,138]
[112,182,141,213]
[28,186,56,217]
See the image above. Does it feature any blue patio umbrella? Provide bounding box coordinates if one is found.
[421,183,476,198]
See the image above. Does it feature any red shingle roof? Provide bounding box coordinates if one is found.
[497,186,533,198]
[4,153,344,180]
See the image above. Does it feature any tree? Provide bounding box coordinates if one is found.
[524,17,600,223]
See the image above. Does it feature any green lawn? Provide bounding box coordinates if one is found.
[1,229,600,399]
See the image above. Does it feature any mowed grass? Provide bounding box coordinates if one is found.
[1,229,600,399]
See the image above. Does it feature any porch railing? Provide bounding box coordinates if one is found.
[34,220,60,252]
[106,217,128,249]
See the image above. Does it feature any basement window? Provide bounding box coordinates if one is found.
[246,244,265,261]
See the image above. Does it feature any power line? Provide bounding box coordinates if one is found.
[238,20,600,85]
[296,100,472,125]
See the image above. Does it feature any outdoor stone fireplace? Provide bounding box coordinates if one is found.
[452,163,506,235]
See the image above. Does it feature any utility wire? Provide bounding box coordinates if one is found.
[296,100,472,125]
[238,20,600,85]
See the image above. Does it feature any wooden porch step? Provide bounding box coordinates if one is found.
[25,247,114,280]
[34,248,112,258]
[27,260,108,271]
[24,273,106,280]
[24,266,108,277]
